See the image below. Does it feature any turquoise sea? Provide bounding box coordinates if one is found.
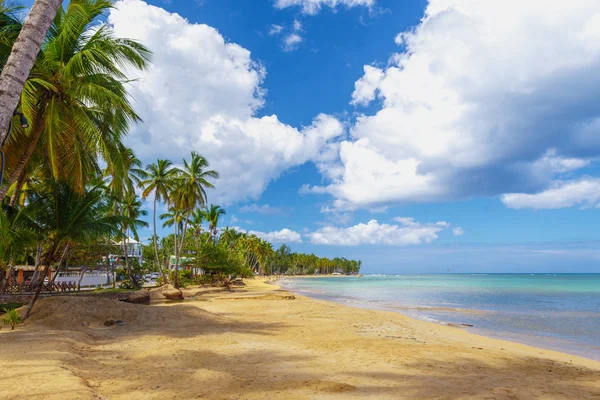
[278,274,600,360]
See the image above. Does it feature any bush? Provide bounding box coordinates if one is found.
[194,274,224,286]
[2,307,22,330]
[237,267,254,279]
[118,279,140,290]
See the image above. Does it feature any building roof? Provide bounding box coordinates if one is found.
[111,236,141,245]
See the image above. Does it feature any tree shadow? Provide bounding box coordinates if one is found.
[18,296,289,341]
[347,355,600,399]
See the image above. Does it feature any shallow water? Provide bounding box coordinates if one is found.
[278,274,600,361]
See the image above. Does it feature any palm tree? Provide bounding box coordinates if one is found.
[0,204,37,284]
[203,204,226,244]
[0,0,151,200]
[138,159,177,282]
[161,206,183,280]
[0,0,63,145]
[119,191,148,285]
[170,152,218,288]
[23,179,131,319]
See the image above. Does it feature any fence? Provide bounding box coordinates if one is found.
[0,281,78,295]
[55,271,112,287]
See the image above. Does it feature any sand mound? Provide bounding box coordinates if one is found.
[21,296,217,332]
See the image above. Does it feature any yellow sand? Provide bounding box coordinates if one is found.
[1,280,599,399]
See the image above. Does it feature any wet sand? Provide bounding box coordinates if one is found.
[1,279,599,399]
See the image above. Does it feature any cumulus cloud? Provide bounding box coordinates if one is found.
[109,0,343,204]
[248,228,303,243]
[452,227,464,236]
[269,24,284,35]
[283,33,303,52]
[239,203,286,215]
[502,179,600,210]
[309,0,600,210]
[307,218,451,246]
[274,0,375,15]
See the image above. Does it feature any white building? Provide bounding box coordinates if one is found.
[110,237,143,262]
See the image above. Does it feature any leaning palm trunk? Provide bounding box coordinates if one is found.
[23,262,50,320]
[0,0,61,153]
[9,171,27,206]
[49,244,69,285]
[0,120,44,200]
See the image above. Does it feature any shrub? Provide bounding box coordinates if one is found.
[2,307,22,330]
[195,273,232,286]
[118,279,140,290]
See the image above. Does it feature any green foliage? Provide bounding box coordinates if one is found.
[177,269,194,287]
[2,307,22,330]
[118,279,140,290]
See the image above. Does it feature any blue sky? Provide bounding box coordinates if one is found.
[32,0,600,272]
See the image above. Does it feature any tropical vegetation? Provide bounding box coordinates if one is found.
[0,0,360,320]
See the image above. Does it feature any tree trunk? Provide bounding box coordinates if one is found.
[122,228,134,284]
[174,213,190,289]
[0,0,62,147]
[76,267,88,291]
[0,119,44,199]
[49,244,69,284]
[22,262,50,320]
[8,170,26,206]
[106,255,111,286]
[152,196,166,283]
[173,217,180,288]
[30,242,43,286]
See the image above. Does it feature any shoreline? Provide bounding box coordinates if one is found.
[276,275,600,363]
[1,279,599,399]
[274,279,600,366]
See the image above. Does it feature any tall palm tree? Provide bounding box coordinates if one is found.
[203,204,226,244]
[170,152,218,288]
[119,191,148,285]
[161,206,183,280]
[0,0,63,144]
[190,208,204,235]
[138,159,177,282]
[0,0,151,200]
[23,179,131,319]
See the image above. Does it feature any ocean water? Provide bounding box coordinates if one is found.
[278,274,600,361]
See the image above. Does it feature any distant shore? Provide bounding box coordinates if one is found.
[1,278,599,399]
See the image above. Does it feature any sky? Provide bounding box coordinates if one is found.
[24,0,600,273]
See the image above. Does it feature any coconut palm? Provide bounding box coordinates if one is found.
[203,204,226,244]
[161,206,184,280]
[0,0,63,145]
[23,179,131,319]
[119,191,148,285]
[0,0,151,200]
[170,152,218,288]
[138,159,177,282]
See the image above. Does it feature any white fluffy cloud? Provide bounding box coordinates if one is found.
[307,218,450,246]
[310,0,600,210]
[283,33,303,52]
[452,227,464,236]
[239,204,286,215]
[248,228,303,244]
[274,0,375,15]
[502,179,600,210]
[109,0,343,204]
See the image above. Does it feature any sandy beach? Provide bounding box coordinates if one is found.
[1,279,599,399]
